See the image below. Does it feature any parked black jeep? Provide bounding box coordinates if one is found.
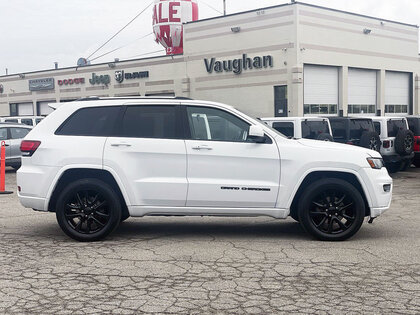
[327,117,381,152]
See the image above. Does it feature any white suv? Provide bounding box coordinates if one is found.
[260,117,333,141]
[371,117,414,172]
[17,98,393,242]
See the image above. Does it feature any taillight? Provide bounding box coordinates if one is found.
[20,140,41,157]
[346,141,354,145]
[383,140,390,149]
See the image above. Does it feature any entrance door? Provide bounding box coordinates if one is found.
[184,105,281,208]
[274,85,288,117]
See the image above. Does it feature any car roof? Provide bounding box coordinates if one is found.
[261,117,329,122]
[327,116,373,121]
[0,122,32,128]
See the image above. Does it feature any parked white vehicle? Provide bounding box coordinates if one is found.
[261,117,333,141]
[0,116,44,126]
[371,117,414,172]
[17,98,392,242]
[0,122,32,169]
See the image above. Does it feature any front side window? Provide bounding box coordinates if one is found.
[10,128,30,139]
[272,122,294,138]
[301,120,329,139]
[56,106,121,136]
[0,128,7,140]
[187,106,250,142]
[120,105,181,139]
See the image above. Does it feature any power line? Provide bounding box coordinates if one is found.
[200,0,224,15]
[90,32,153,62]
[87,1,154,60]
[125,49,166,59]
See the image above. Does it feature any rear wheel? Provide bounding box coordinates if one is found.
[298,178,365,241]
[56,178,121,242]
[400,159,412,171]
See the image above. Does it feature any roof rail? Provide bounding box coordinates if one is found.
[73,96,193,102]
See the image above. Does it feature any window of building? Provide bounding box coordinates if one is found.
[120,105,181,139]
[385,105,408,114]
[10,128,30,139]
[348,105,376,114]
[304,104,337,115]
[272,122,294,138]
[56,106,121,136]
[186,106,250,142]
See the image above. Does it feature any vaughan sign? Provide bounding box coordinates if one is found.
[204,54,273,75]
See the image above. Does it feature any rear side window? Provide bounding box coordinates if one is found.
[10,128,30,139]
[374,122,381,135]
[56,106,121,136]
[120,105,181,139]
[272,122,294,138]
[0,128,7,140]
[387,119,407,137]
[301,120,329,139]
[35,118,43,124]
[21,119,33,126]
[5,119,18,123]
[407,118,420,135]
[330,120,346,140]
[349,119,374,139]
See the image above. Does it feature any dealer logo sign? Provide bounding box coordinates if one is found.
[115,70,149,83]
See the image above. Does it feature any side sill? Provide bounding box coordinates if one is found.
[128,206,289,219]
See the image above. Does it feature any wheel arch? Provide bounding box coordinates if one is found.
[289,170,371,219]
[47,168,130,220]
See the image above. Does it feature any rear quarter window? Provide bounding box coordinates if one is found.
[301,120,330,139]
[272,122,294,138]
[387,119,407,137]
[56,106,121,136]
[407,118,420,135]
[349,119,375,140]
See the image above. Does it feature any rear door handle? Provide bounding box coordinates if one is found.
[110,142,132,147]
[192,145,213,151]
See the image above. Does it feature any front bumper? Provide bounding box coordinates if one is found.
[359,167,393,218]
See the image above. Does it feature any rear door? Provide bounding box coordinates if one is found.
[184,105,280,208]
[9,127,31,159]
[103,104,188,207]
[0,128,11,159]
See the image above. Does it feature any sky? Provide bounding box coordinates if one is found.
[0,0,419,75]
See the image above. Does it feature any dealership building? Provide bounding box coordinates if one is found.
[1,1,420,119]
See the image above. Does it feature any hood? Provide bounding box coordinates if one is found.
[296,138,382,158]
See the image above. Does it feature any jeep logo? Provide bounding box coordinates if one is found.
[89,73,110,85]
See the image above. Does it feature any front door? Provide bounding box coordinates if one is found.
[104,104,188,207]
[274,85,288,117]
[184,106,281,208]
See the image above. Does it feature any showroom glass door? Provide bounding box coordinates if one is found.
[274,85,288,117]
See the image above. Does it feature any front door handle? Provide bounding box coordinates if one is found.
[192,145,213,151]
[110,142,132,147]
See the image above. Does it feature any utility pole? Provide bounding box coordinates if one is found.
[5,68,8,75]
[223,0,226,15]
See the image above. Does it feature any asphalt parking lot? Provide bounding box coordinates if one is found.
[0,168,419,314]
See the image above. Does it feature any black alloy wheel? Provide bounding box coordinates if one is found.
[369,137,380,151]
[298,178,365,241]
[56,179,121,242]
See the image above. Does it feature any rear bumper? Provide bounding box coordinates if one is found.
[17,193,48,211]
[383,152,414,164]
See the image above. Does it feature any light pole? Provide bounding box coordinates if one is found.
[223,0,226,15]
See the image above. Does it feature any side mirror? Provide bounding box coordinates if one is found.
[248,125,266,143]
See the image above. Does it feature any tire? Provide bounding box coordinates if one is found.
[387,162,402,174]
[317,133,334,142]
[120,213,130,223]
[290,212,299,222]
[395,130,414,156]
[400,159,412,171]
[56,178,122,242]
[359,131,381,152]
[298,178,365,241]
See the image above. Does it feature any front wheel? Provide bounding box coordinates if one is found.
[56,178,122,242]
[298,178,365,241]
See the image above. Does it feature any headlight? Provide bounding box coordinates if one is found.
[367,157,384,169]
